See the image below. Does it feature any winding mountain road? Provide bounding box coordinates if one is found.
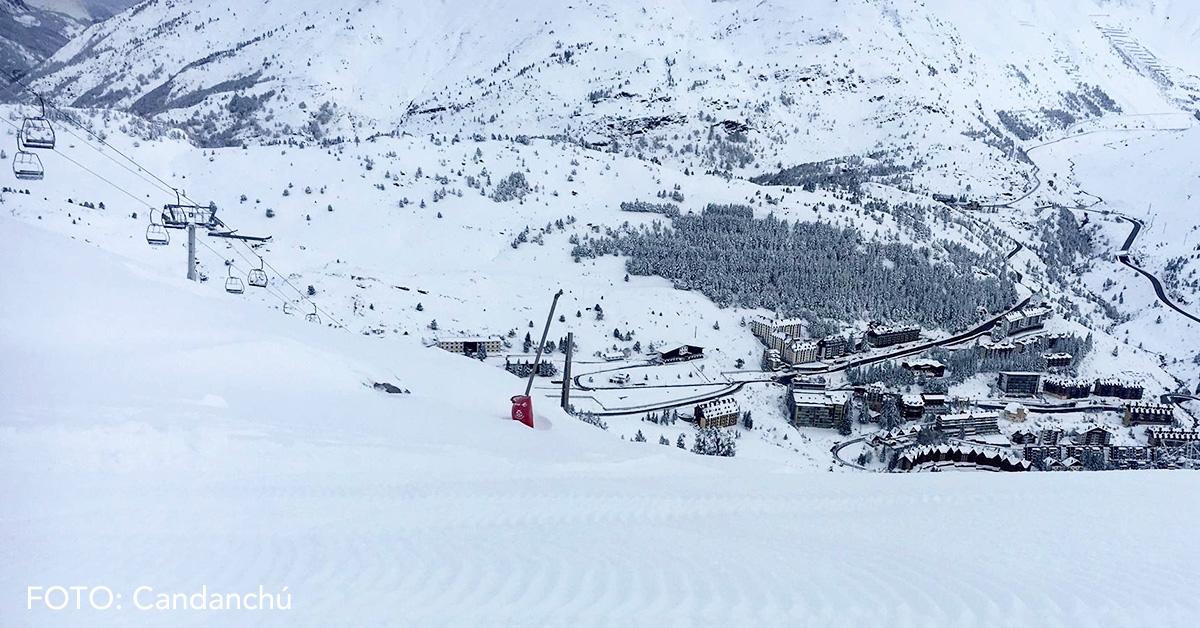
[1114,215,1200,324]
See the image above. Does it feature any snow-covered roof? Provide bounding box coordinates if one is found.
[438,335,501,343]
[871,324,920,335]
[792,390,850,406]
[902,358,944,369]
[697,397,739,416]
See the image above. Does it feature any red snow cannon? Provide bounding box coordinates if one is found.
[511,395,534,428]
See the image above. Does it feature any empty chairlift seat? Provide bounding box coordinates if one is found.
[146,223,169,246]
[20,118,55,150]
[12,151,43,180]
[224,265,245,294]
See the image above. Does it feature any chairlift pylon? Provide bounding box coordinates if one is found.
[19,96,55,151]
[12,150,43,180]
[247,256,268,288]
[146,211,169,246]
[224,263,245,294]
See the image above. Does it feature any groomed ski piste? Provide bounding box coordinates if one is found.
[4,209,1200,627]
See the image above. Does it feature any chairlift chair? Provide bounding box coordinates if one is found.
[12,151,43,180]
[18,97,55,150]
[247,257,269,288]
[224,264,245,294]
[146,213,170,246]
[162,190,216,229]
[305,306,321,324]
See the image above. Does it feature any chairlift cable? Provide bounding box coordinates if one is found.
[2,81,350,329]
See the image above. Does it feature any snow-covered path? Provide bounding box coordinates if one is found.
[4,216,1200,628]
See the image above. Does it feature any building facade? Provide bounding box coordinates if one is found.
[1094,379,1144,400]
[936,411,1001,436]
[438,336,503,355]
[998,372,1041,396]
[1124,402,1175,427]
[695,398,740,429]
[1043,353,1073,369]
[658,345,704,363]
[1043,377,1091,400]
[997,305,1053,338]
[867,325,921,347]
[789,387,850,429]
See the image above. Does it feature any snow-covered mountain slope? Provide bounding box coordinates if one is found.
[23,0,139,22]
[0,0,88,78]
[27,0,1200,183]
[6,213,1200,628]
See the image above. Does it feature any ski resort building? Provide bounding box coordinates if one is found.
[762,348,784,372]
[867,325,921,347]
[901,395,926,421]
[921,393,948,415]
[817,336,849,360]
[895,444,1031,472]
[1043,377,1091,400]
[657,345,704,363]
[901,358,946,378]
[750,317,805,343]
[1043,353,1073,369]
[1039,428,1064,446]
[783,341,818,365]
[998,372,1041,396]
[1078,426,1114,446]
[788,388,850,429]
[1147,428,1200,447]
[438,336,502,355]
[1003,402,1027,423]
[936,411,1001,436]
[996,305,1052,338]
[1124,402,1175,427]
[1011,429,1038,445]
[1094,379,1144,400]
[694,398,740,429]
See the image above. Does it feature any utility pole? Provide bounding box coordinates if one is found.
[186,223,198,281]
[561,331,574,411]
[524,289,564,397]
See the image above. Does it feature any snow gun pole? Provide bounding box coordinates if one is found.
[525,289,564,397]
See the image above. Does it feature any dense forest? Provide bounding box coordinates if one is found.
[573,203,1017,330]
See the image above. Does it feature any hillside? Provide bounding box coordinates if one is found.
[0,0,87,77]
[6,213,1200,628]
[27,0,1200,192]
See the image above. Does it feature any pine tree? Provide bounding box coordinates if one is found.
[659,435,670,445]
[741,411,753,429]
[523,332,533,353]
[837,406,853,436]
[677,434,686,449]
[633,430,647,443]
[880,396,902,431]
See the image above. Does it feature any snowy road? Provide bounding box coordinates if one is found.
[1115,216,1200,325]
